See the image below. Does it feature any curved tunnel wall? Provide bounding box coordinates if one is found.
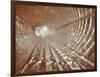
[15,4,96,75]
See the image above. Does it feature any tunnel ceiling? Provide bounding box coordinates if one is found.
[15,3,96,75]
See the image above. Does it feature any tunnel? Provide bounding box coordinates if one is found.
[15,3,96,75]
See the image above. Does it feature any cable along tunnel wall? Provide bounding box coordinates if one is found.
[15,5,96,75]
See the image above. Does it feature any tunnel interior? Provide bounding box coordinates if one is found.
[15,3,96,75]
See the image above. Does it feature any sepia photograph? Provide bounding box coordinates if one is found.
[11,1,97,76]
